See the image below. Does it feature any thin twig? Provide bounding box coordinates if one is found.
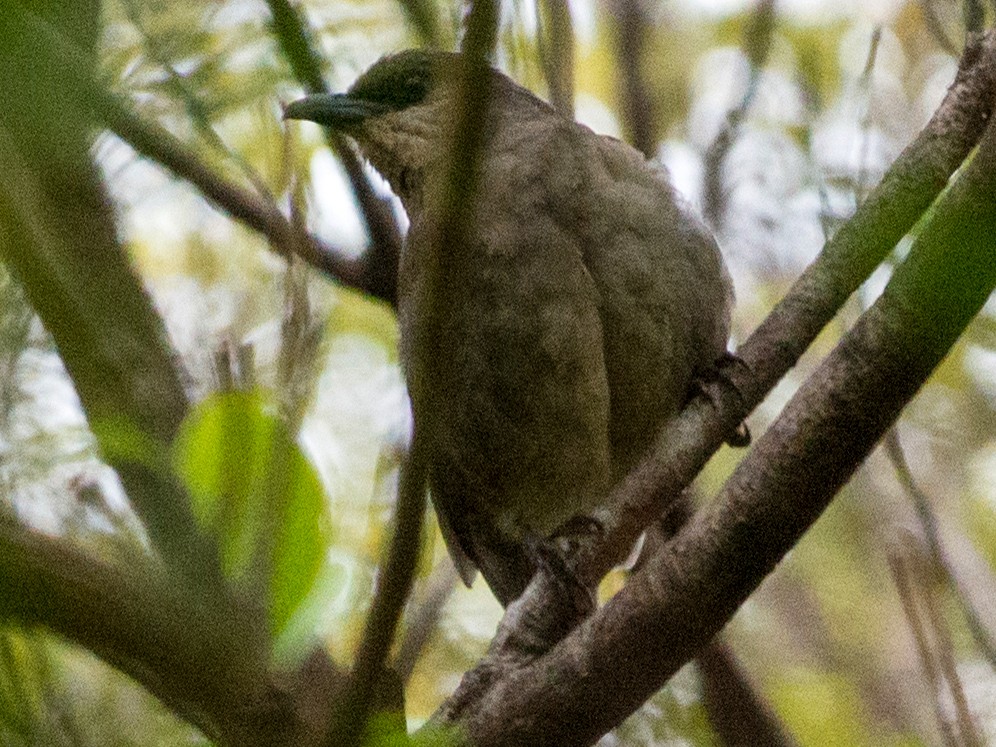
[19,8,377,298]
[394,558,460,683]
[854,27,883,203]
[395,561,460,683]
[889,547,962,747]
[917,554,984,747]
[120,0,276,203]
[884,431,996,668]
[330,439,430,745]
[703,0,777,228]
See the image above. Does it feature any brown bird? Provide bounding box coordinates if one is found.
[285,50,733,606]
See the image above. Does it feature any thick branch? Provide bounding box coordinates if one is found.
[611,0,655,157]
[0,523,272,744]
[0,520,352,746]
[0,2,223,580]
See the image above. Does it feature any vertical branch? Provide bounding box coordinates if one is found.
[889,543,983,747]
[889,548,961,747]
[332,4,502,743]
[393,0,445,48]
[0,1,221,585]
[537,0,575,119]
[611,0,655,157]
[702,0,777,228]
[395,562,459,683]
[698,642,797,747]
[884,431,996,667]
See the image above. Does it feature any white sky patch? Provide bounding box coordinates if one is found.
[658,140,706,211]
[965,345,996,403]
[307,149,372,257]
[575,93,622,139]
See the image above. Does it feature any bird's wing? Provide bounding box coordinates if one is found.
[550,128,734,474]
[400,134,613,604]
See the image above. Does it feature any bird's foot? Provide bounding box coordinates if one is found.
[549,514,603,551]
[521,525,598,629]
[691,352,752,447]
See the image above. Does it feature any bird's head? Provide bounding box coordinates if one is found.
[284,49,466,207]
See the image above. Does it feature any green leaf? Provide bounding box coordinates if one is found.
[91,414,172,474]
[173,390,330,642]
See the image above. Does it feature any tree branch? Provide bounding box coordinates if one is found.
[17,2,397,306]
[885,431,996,667]
[331,4,502,743]
[703,0,777,228]
[610,0,655,157]
[0,518,351,747]
[0,522,265,744]
[0,1,223,581]
[537,0,576,119]
[395,561,459,683]
[699,640,797,747]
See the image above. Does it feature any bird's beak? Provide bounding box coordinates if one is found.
[282,93,386,129]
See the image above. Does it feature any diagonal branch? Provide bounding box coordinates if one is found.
[16,5,390,304]
[0,518,348,747]
[0,522,267,744]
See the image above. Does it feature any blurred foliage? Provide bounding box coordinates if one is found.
[0,0,994,744]
[0,626,205,746]
[174,390,331,647]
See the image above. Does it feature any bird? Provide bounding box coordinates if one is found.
[285,49,734,607]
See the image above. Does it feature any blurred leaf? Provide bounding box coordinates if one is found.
[174,390,331,640]
[362,707,408,746]
[783,21,849,108]
[772,669,885,747]
[90,414,171,474]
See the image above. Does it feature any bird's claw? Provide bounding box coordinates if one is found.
[691,352,751,447]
